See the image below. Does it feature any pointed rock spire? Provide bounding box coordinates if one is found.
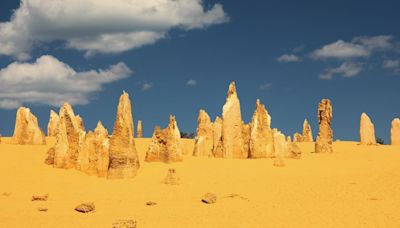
[360,113,376,145]
[12,107,46,145]
[47,110,60,137]
[193,110,213,157]
[48,103,86,168]
[391,118,400,145]
[249,99,274,158]
[145,115,183,163]
[221,82,245,158]
[137,120,143,138]
[107,91,140,179]
[212,117,223,158]
[302,119,313,142]
[315,99,333,153]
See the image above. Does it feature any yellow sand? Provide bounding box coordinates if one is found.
[1,138,400,227]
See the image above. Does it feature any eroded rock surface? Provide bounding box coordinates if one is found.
[108,91,140,179]
[315,99,333,153]
[360,113,376,145]
[193,110,214,157]
[47,110,60,137]
[11,107,46,145]
[391,118,400,145]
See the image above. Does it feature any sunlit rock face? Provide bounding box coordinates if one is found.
[193,110,214,157]
[137,120,143,138]
[249,99,274,158]
[11,107,46,145]
[221,82,246,158]
[145,115,183,163]
[302,119,313,142]
[77,121,110,177]
[391,118,400,145]
[359,113,376,145]
[47,110,60,137]
[212,117,224,158]
[107,91,140,179]
[315,99,333,153]
[47,103,86,169]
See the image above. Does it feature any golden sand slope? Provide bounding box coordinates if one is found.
[1,138,400,227]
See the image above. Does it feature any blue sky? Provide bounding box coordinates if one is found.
[0,0,399,143]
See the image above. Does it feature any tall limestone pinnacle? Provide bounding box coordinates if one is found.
[315,99,333,153]
[390,118,400,145]
[302,119,313,142]
[137,120,143,138]
[11,107,46,145]
[145,115,183,163]
[249,99,274,158]
[47,110,60,137]
[193,110,214,157]
[107,91,140,179]
[222,82,246,158]
[47,103,86,168]
[360,113,376,145]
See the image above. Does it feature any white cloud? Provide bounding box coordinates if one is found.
[383,59,400,69]
[312,40,370,59]
[141,81,154,91]
[186,79,197,86]
[352,35,393,51]
[0,55,132,109]
[0,0,229,59]
[259,83,272,90]
[320,62,362,80]
[276,54,300,63]
[383,59,400,73]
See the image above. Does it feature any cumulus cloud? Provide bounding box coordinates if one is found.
[276,54,300,63]
[320,62,362,80]
[0,55,132,109]
[0,0,229,59]
[311,35,396,60]
[186,79,197,86]
[311,40,369,59]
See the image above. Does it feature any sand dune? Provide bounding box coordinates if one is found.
[1,138,400,227]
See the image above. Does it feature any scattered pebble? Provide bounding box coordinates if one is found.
[38,207,48,212]
[75,202,95,213]
[146,201,157,206]
[112,219,137,228]
[2,192,11,197]
[32,194,49,201]
[201,192,216,204]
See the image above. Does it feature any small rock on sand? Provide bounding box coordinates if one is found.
[112,219,137,228]
[201,192,217,204]
[32,194,48,201]
[75,202,95,213]
[38,207,48,212]
[146,201,157,206]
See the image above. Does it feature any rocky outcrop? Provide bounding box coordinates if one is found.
[47,103,86,169]
[273,129,286,167]
[242,122,251,158]
[108,91,140,179]
[212,117,223,158]
[11,107,46,145]
[77,122,110,177]
[293,132,302,142]
[249,99,274,158]
[137,120,143,138]
[302,119,313,142]
[391,118,400,145]
[360,113,376,145]
[315,99,333,153]
[47,110,60,137]
[221,82,246,158]
[75,115,85,132]
[285,141,302,159]
[193,110,214,157]
[145,115,183,163]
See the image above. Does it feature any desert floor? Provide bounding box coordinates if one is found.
[1,138,400,228]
